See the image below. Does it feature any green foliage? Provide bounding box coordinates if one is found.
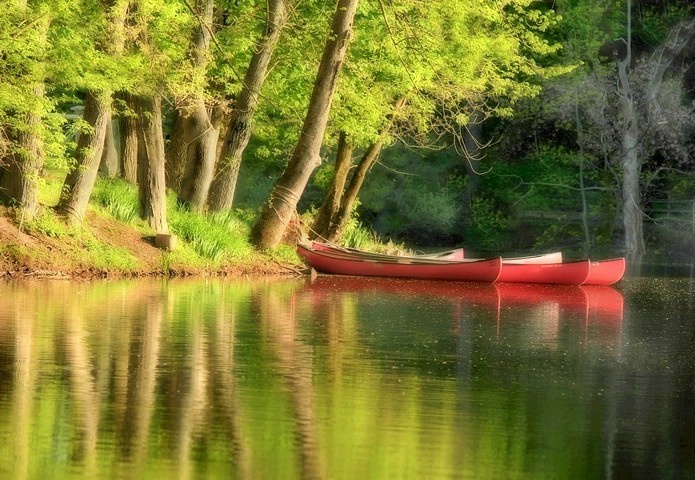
[465,196,510,251]
[24,208,67,238]
[78,233,139,271]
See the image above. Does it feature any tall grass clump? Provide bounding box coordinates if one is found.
[91,178,140,223]
[341,218,373,250]
[169,204,254,263]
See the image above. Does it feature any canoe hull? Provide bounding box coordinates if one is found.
[584,258,626,286]
[297,245,502,282]
[498,260,591,285]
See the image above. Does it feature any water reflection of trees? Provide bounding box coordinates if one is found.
[0,277,692,479]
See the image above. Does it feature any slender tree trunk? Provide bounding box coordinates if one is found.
[321,96,405,242]
[574,99,592,256]
[166,108,191,191]
[0,83,45,220]
[326,139,384,243]
[56,91,111,224]
[251,0,359,249]
[616,0,646,256]
[0,13,49,221]
[136,94,168,233]
[56,0,129,223]
[310,132,353,240]
[207,0,289,212]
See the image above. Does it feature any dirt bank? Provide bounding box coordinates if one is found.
[0,207,302,280]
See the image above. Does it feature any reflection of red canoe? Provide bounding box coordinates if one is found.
[304,276,624,324]
[297,244,502,282]
[298,244,624,285]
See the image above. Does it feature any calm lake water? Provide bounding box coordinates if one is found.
[0,273,693,479]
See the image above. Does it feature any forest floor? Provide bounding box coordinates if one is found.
[0,206,304,280]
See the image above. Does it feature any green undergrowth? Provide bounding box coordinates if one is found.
[90,177,299,269]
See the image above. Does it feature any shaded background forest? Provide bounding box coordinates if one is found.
[2,0,694,261]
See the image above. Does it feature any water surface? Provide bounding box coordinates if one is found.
[0,275,693,479]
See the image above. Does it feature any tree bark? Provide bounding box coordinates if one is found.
[166,108,191,191]
[135,94,168,233]
[56,91,111,224]
[251,0,359,249]
[326,138,384,243]
[119,92,139,184]
[207,0,289,212]
[99,115,119,177]
[177,100,220,213]
[309,132,353,240]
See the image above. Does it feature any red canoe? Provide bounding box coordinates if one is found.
[497,258,625,285]
[311,241,561,264]
[497,260,591,285]
[297,244,502,282]
[584,258,626,286]
[297,244,625,286]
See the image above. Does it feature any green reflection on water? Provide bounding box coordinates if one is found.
[0,276,692,479]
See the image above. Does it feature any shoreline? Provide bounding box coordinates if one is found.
[0,206,304,281]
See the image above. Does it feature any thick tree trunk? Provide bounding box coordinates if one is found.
[251,0,359,249]
[56,91,111,224]
[207,0,288,212]
[136,94,168,233]
[166,108,191,191]
[166,0,219,212]
[177,100,220,212]
[118,92,139,184]
[309,132,353,240]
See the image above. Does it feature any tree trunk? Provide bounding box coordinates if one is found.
[99,115,119,177]
[166,108,191,191]
[136,94,168,233]
[616,0,646,256]
[0,83,45,221]
[309,132,353,240]
[325,139,384,243]
[177,100,219,213]
[251,0,359,249]
[166,0,218,212]
[118,92,139,184]
[321,96,406,243]
[56,91,111,224]
[207,0,289,212]
[0,13,49,221]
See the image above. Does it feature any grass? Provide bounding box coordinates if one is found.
[89,177,291,269]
